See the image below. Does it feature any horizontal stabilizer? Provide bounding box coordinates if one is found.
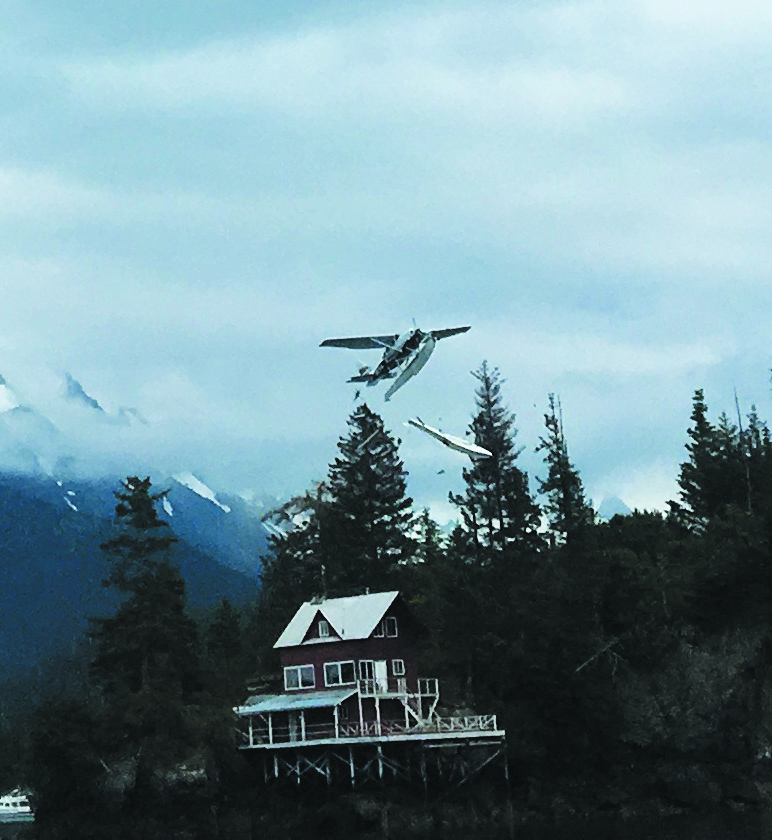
[348,371,398,383]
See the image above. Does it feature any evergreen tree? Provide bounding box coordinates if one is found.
[259,484,329,603]
[449,361,542,564]
[207,597,242,665]
[673,389,722,528]
[409,508,446,567]
[745,405,772,512]
[259,405,413,617]
[100,475,177,592]
[671,390,762,527]
[536,393,593,546]
[26,478,237,838]
[205,597,246,700]
[90,477,200,699]
[321,403,414,594]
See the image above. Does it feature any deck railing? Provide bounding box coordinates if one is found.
[243,714,499,747]
[356,677,439,698]
[434,714,498,733]
[358,677,407,696]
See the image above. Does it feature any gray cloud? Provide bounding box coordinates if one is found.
[1,0,770,518]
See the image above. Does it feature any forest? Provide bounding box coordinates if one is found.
[4,361,772,838]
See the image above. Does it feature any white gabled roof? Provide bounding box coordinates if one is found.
[274,591,400,648]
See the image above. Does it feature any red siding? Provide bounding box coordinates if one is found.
[278,597,422,693]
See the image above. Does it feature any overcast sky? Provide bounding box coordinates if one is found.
[1,0,771,523]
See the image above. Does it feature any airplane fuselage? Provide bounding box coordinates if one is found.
[369,328,425,382]
[384,336,436,401]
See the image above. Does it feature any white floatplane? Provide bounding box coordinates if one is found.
[320,325,470,401]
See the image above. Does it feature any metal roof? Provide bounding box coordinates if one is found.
[274,590,400,648]
[237,687,357,716]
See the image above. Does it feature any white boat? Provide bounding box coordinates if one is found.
[0,789,33,822]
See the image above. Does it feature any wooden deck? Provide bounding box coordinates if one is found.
[240,713,504,750]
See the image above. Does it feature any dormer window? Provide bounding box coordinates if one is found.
[373,616,398,638]
[318,619,330,638]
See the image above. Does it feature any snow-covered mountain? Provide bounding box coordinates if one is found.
[0,369,272,571]
[0,370,278,699]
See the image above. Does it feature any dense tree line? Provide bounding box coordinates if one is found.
[9,365,772,835]
[256,367,772,777]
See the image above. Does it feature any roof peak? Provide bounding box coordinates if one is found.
[274,591,400,648]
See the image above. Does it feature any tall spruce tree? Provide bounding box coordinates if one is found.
[745,405,772,511]
[260,404,413,613]
[90,476,200,704]
[322,403,414,594]
[671,390,754,527]
[673,389,719,527]
[449,361,542,563]
[536,394,593,546]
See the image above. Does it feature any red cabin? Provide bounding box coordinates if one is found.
[238,591,441,745]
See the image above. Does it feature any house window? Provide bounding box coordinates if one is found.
[359,660,375,680]
[373,616,398,638]
[318,619,330,638]
[284,664,315,690]
[324,660,356,686]
[392,659,405,676]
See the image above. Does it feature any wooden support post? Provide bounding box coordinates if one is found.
[300,710,306,743]
[334,704,339,739]
[268,712,273,745]
[375,695,382,736]
[248,716,254,747]
[420,747,427,796]
[377,745,384,784]
[349,746,356,788]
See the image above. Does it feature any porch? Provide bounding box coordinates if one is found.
[239,711,502,749]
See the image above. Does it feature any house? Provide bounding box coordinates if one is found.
[236,590,502,750]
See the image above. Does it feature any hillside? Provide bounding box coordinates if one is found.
[0,471,267,707]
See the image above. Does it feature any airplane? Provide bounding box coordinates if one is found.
[405,417,492,460]
[320,325,471,401]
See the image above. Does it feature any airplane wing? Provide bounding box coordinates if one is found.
[406,418,492,459]
[429,326,471,341]
[320,334,399,350]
